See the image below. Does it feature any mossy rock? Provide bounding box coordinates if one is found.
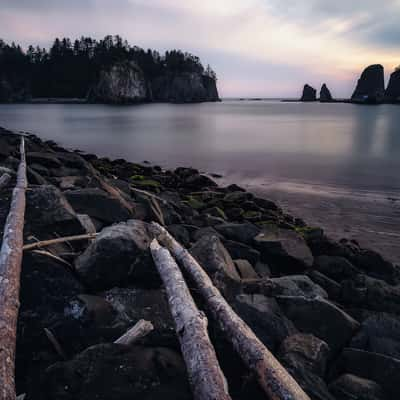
[130,174,146,181]
[243,210,262,222]
[130,178,161,192]
[184,196,206,210]
[203,206,227,220]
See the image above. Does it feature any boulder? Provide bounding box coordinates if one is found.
[385,68,400,103]
[101,287,176,347]
[278,334,334,400]
[223,239,261,265]
[65,187,133,225]
[314,255,359,282]
[42,344,192,400]
[233,259,259,279]
[269,275,328,299]
[350,313,400,359]
[25,184,84,237]
[307,270,342,301]
[300,84,317,101]
[89,60,148,104]
[75,220,156,290]
[254,226,313,273]
[329,374,385,400]
[351,64,385,104]
[27,152,62,168]
[338,348,400,400]
[319,83,333,102]
[215,222,260,245]
[233,294,297,350]
[277,296,359,352]
[190,234,240,295]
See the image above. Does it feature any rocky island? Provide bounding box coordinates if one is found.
[0,127,399,400]
[0,36,219,104]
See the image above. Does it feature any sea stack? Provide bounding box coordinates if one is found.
[351,64,385,104]
[319,84,333,102]
[385,68,400,103]
[300,84,317,101]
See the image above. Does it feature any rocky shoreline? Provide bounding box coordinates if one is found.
[1,127,399,400]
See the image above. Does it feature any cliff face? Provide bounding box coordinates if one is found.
[89,61,148,104]
[320,84,333,102]
[300,84,317,102]
[385,69,400,103]
[151,72,219,103]
[351,64,385,104]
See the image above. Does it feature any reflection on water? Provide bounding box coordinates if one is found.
[0,100,399,193]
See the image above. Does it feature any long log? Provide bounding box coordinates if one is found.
[150,239,231,400]
[0,138,27,400]
[0,173,11,191]
[152,223,311,400]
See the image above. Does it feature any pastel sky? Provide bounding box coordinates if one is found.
[2,0,400,97]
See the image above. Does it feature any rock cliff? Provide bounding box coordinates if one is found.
[351,64,385,104]
[151,72,219,103]
[89,61,148,104]
[385,68,400,103]
[300,84,317,102]
[320,84,333,102]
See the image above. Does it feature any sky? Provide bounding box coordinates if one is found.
[1,0,400,97]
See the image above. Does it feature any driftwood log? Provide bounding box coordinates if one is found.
[114,319,154,346]
[152,223,311,400]
[23,233,98,251]
[0,138,27,400]
[0,173,11,191]
[150,239,231,400]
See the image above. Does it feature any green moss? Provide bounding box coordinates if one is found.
[184,196,206,210]
[294,226,321,237]
[130,178,161,189]
[130,174,146,181]
[242,211,262,220]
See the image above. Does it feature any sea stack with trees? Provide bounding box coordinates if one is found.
[0,36,220,104]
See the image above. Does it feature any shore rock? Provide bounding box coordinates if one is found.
[329,374,385,400]
[351,64,385,104]
[385,68,400,103]
[89,60,148,104]
[215,222,260,245]
[75,220,156,290]
[277,296,360,352]
[42,344,192,400]
[300,84,317,101]
[319,83,333,102]
[278,334,334,400]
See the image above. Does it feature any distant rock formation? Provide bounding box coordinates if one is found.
[151,73,219,103]
[319,84,333,102]
[300,84,317,102]
[351,64,385,104]
[385,68,400,103]
[89,61,148,104]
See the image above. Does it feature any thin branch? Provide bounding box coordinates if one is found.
[114,319,154,346]
[23,233,98,251]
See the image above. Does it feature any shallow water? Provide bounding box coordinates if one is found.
[1,100,399,262]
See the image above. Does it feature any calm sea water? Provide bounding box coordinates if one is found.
[0,100,399,193]
[0,100,399,261]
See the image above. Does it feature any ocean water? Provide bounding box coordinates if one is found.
[1,100,399,261]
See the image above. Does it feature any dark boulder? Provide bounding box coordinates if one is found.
[319,83,333,102]
[25,184,85,238]
[215,222,260,245]
[385,68,400,103]
[75,220,157,290]
[278,334,334,400]
[42,344,192,400]
[254,226,313,273]
[338,348,400,400]
[314,255,360,282]
[233,294,297,350]
[277,296,359,353]
[65,187,133,226]
[233,259,259,279]
[351,64,385,104]
[329,374,385,400]
[300,84,317,102]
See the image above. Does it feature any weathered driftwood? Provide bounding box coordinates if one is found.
[0,173,11,191]
[23,233,98,251]
[0,138,27,400]
[152,223,311,400]
[150,239,231,400]
[114,319,154,346]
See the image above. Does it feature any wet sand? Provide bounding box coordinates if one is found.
[219,176,400,266]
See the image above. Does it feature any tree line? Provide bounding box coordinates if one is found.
[0,35,217,98]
